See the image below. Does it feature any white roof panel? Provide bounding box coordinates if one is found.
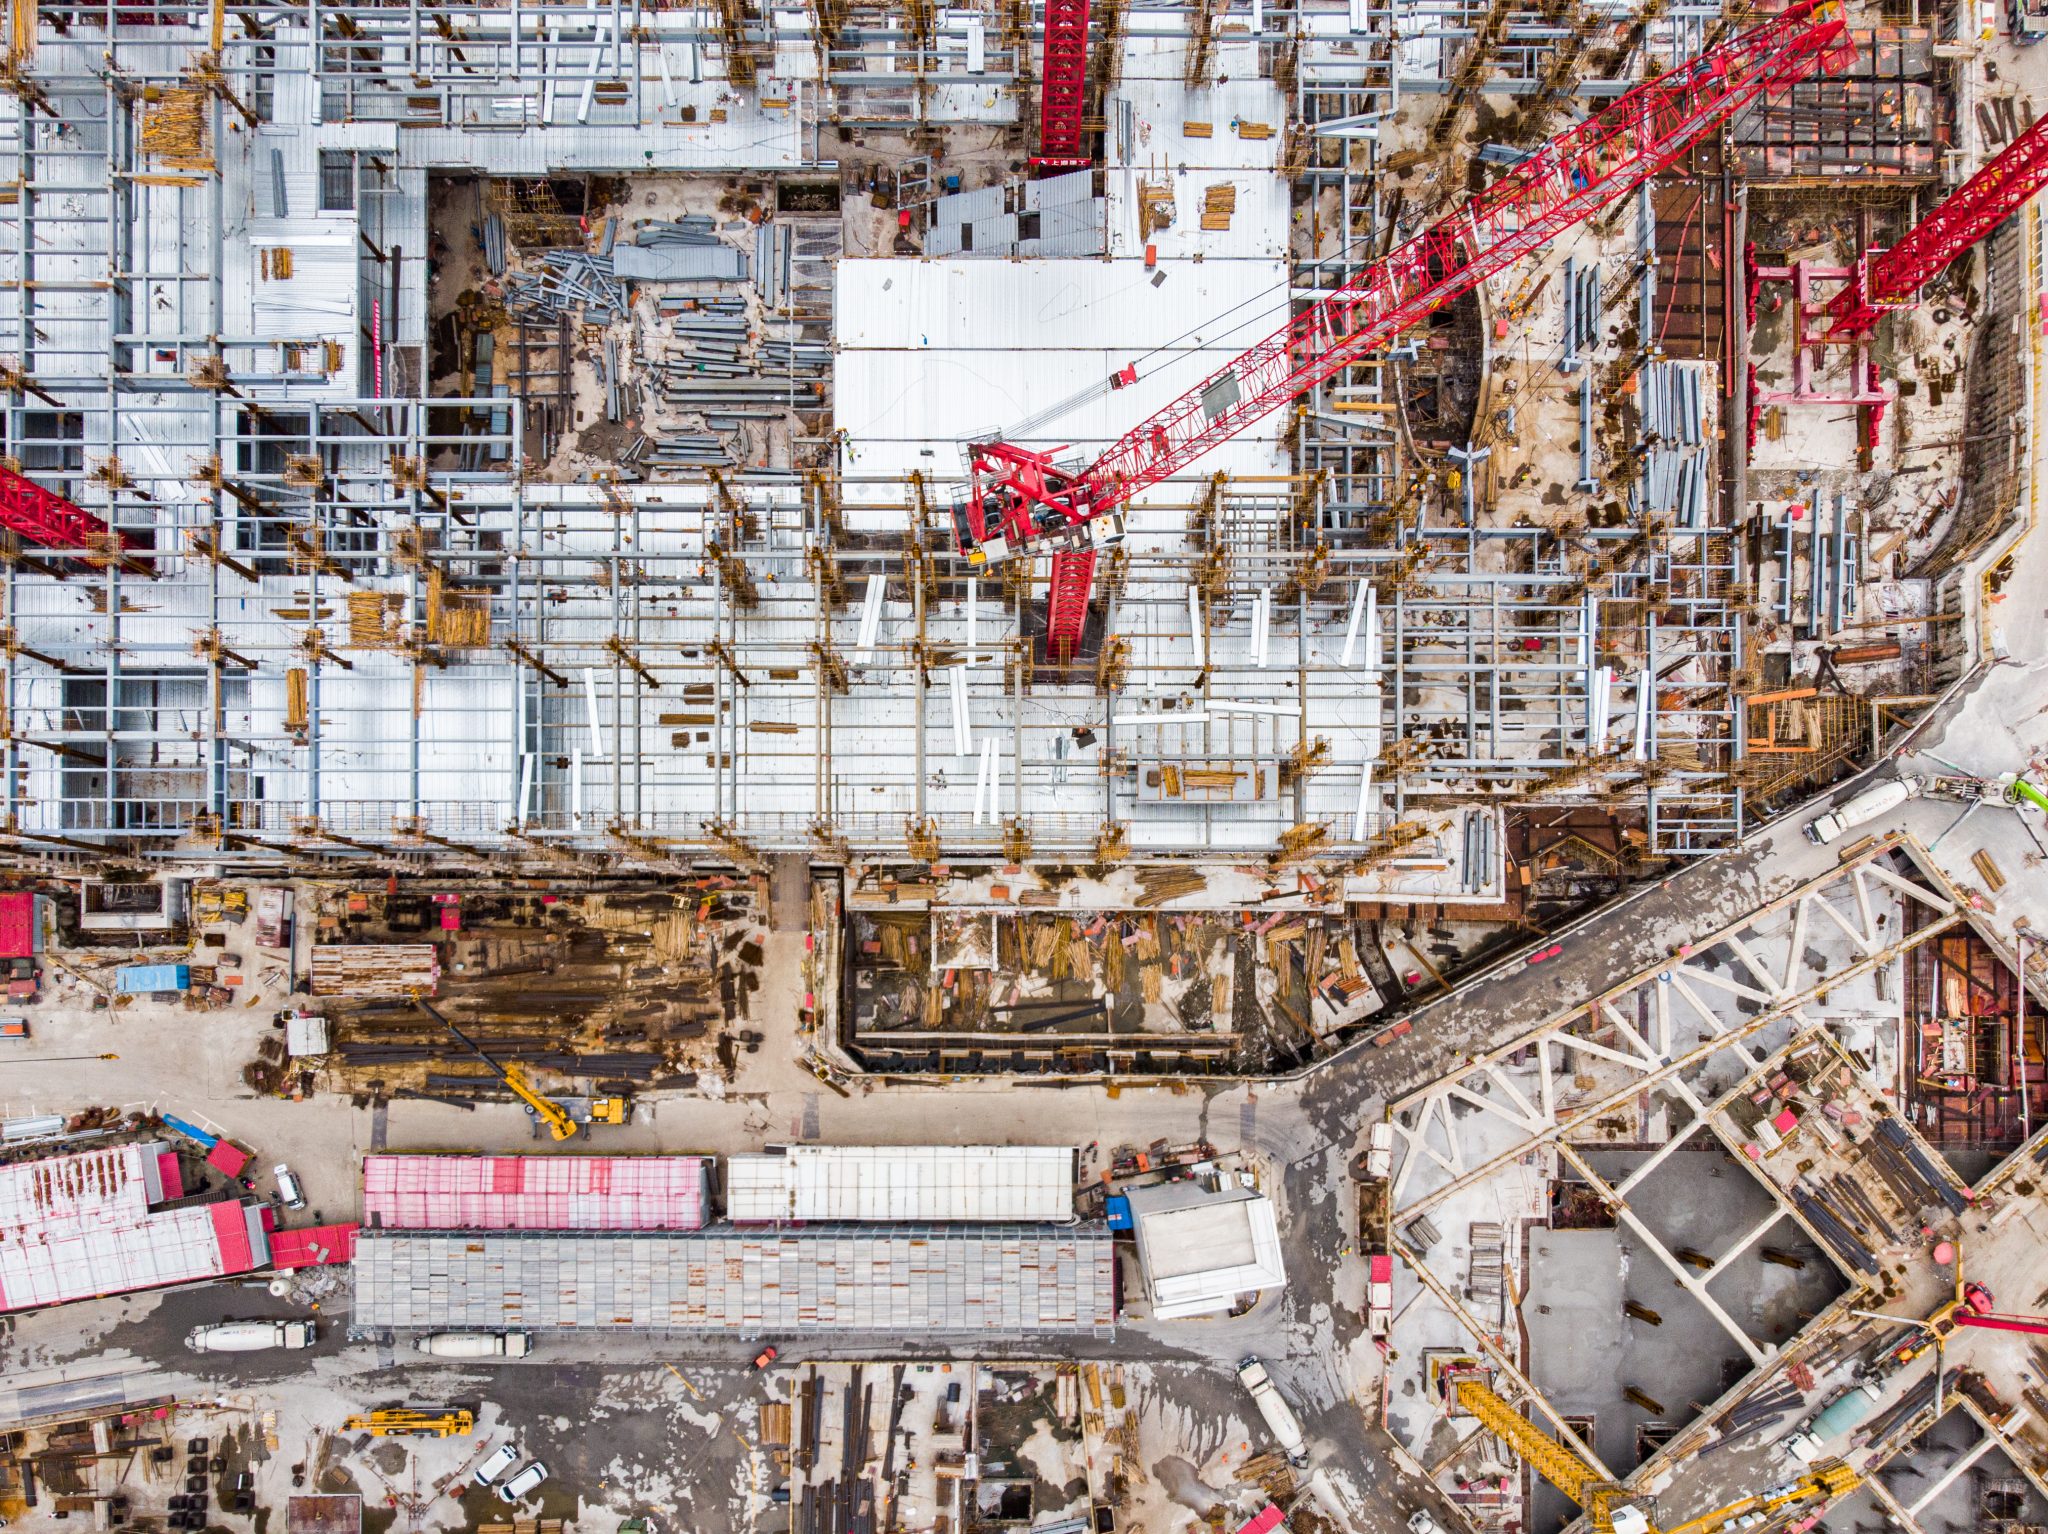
[725,1144,1075,1223]
[1126,1184,1287,1320]
[834,257,1289,521]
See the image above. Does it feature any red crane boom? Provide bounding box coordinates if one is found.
[0,463,125,552]
[959,2,1854,663]
[1826,108,2048,337]
[1955,1311,2048,1337]
[1034,0,1092,169]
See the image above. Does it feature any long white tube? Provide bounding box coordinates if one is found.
[949,664,973,761]
[1341,581,1367,665]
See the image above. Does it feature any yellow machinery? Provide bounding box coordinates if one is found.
[1455,1377,1858,1534]
[410,994,579,1141]
[590,1095,630,1126]
[1455,1377,1650,1534]
[342,1410,475,1439]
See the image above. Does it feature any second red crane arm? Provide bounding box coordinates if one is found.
[1826,106,2048,337]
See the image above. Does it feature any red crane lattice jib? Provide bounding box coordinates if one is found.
[0,463,128,552]
[964,0,1852,563]
[1045,547,1098,663]
[1825,108,2048,338]
[1034,0,1093,167]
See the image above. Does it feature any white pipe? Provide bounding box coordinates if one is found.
[966,578,978,666]
[1362,586,1380,674]
[1112,711,1210,727]
[1632,668,1653,760]
[949,664,973,761]
[854,573,885,661]
[583,668,606,759]
[516,754,535,825]
[1353,759,1375,842]
[1252,588,1271,669]
[1588,664,1614,750]
[1210,700,1294,717]
[974,738,997,825]
[1340,581,1367,665]
[1187,585,1206,670]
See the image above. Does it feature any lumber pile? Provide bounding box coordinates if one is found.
[426,570,491,648]
[348,590,404,649]
[310,943,441,997]
[1202,183,1237,231]
[1133,866,1207,907]
[139,87,212,170]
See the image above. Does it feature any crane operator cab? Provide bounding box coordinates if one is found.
[949,483,1125,567]
[953,441,1127,567]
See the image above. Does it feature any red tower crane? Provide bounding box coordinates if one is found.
[1825,108,2048,338]
[0,463,126,552]
[1034,0,1093,169]
[959,2,1855,663]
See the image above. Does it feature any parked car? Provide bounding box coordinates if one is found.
[472,1446,519,1488]
[497,1462,549,1504]
[751,1345,779,1371]
[273,1163,306,1211]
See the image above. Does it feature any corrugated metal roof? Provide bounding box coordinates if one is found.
[362,1154,710,1231]
[724,1145,1075,1223]
[924,171,1103,260]
[834,257,1291,522]
[611,243,748,281]
[0,892,35,959]
[353,1225,1115,1334]
[0,1143,261,1313]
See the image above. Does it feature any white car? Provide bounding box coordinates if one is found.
[273,1163,306,1211]
[472,1445,519,1488]
[497,1462,549,1504]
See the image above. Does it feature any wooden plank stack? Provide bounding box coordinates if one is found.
[309,943,442,997]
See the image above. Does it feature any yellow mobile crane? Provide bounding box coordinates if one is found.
[342,1410,475,1438]
[410,994,579,1141]
[1454,1377,1859,1534]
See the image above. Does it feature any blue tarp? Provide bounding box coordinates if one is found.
[161,1112,218,1150]
[115,963,190,994]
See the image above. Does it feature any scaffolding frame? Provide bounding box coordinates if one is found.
[0,0,1749,873]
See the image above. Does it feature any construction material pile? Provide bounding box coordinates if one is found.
[503,250,629,324]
